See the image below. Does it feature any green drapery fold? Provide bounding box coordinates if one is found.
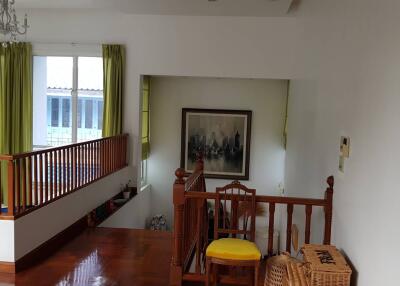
[102,44,125,137]
[141,76,150,160]
[0,42,33,204]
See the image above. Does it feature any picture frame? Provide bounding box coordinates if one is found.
[181,108,252,180]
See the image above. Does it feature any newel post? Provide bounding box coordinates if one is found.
[7,160,15,216]
[323,176,334,245]
[170,168,186,286]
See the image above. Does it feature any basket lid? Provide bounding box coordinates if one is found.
[302,244,352,273]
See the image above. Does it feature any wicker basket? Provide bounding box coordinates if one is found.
[282,261,308,286]
[301,244,352,286]
[265,253,298,286]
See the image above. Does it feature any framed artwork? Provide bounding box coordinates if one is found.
[181,108,252,180]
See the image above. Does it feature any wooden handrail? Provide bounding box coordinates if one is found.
[0,135,127,161]
[0,134,129,219]
[184,191,327,206]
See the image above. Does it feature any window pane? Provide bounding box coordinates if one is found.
[77,99,83,128]
[62,98,71,127]
[51,98,59,127]
[85,100,93,129]
[33,56,102,147]
[98,101,103,130]
[78,57,103,142]
[33,56,73,147]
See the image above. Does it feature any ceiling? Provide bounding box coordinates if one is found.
[15,0,296,17]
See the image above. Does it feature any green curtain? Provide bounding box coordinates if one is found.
[0,42,33,204]
[102,44,125,137]
[142,76,150,160]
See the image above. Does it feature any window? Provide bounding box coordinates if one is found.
[77,57,103,142]
[51,98,59,127]
[33,56,103,147]
[98,101,103,130]
[85,100,93,129]
[62,98,71,127]
[77,99,83,129]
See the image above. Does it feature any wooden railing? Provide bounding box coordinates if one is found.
[170,162,334,286]
[0,134,128,219]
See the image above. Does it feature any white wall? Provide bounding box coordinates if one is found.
[285,1,400,285]
[100,185,151,229]
[22,10,299,184]
[14,167,131,261]
[0,221,14,262]
[148,76,287,227]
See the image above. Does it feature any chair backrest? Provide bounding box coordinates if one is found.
[214,181,256,241]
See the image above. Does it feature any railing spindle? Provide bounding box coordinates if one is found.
[77,145,80,188]
[85,144,88,184]
[21,158,27,211]
[39,154,43,205]
[50,151,54,200]
[34,155,38,205]
[286,204,294,252]
[88,143,92,182]
[72,147,76,190]
[44,153,49,203]
[107,139,111,174]
[62,149,66,195]
[28,156,32,207]
[50,152,57,199]
[15,159,21,214]
[57,150,60,196]
[305,205,312,244]
[7,161,15,216]
[268,202,275,257]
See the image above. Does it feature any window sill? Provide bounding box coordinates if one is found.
[140,184,151,193]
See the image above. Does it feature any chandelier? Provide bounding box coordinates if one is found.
[0,0,29,46]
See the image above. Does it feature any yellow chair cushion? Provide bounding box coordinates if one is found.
[206,238,261,261]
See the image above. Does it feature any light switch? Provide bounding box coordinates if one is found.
[340,136,350,158]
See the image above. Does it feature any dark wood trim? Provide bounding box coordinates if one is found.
[0,216,87,274]
[0,262,16,274]
[180,108,252,180]
[14,216,88,273]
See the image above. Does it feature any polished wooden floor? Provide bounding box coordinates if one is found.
[0,228,173,286]
[0,228,267,286]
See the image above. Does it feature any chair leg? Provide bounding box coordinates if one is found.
[213,264,218,286]
[206,257,211,286]
[254,262,259,286]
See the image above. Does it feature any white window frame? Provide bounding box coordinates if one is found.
[141,159,148,187]
[33,44,102,145]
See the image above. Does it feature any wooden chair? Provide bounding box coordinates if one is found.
[205,181,261,286]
